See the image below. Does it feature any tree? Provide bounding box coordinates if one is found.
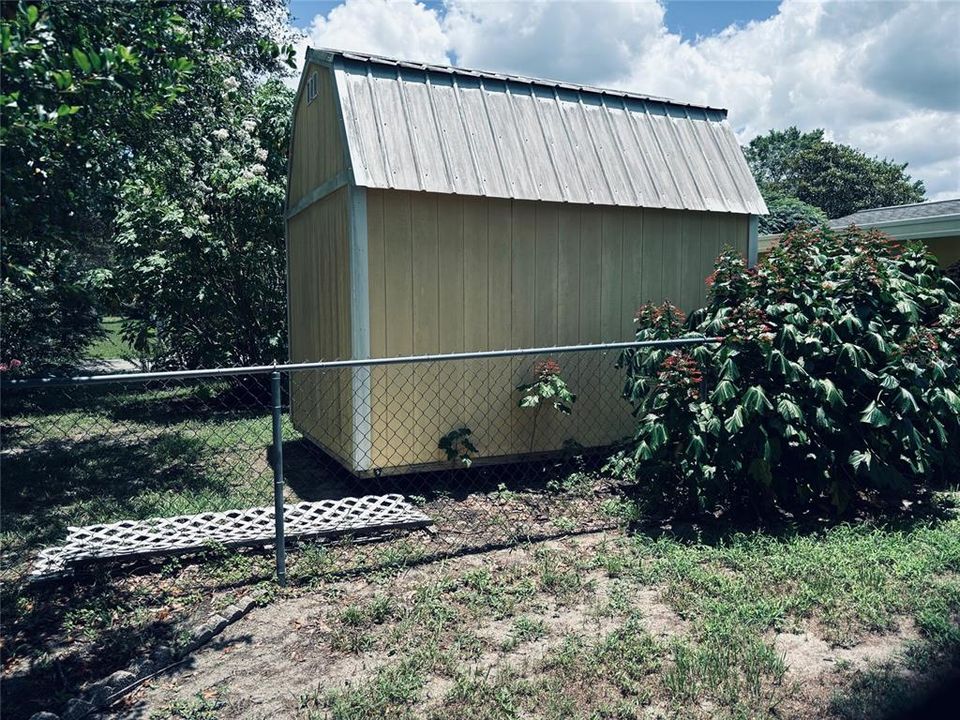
[0,1,294,370]
[790,141,925,219]
[114,80,294,368]
[743,127,824,188]
[1,1,194,369]
[745,127,925,219]
[758,190,827,235]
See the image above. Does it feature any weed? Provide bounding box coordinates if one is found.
[294,543,333,582]
[321,659,424,719]
[493,483,519,503]
[438,666,533,720]
[600,497,642,522]
[546,471,596,497]
[535,549,587,601]
[502,616,547,650]
[456,567,537,619]
[149,690,223,720]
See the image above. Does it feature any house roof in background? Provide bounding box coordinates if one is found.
[829,199,960,228]
[306,48,768,215]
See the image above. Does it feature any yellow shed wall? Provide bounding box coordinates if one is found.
[287,66,345,209]
[287,188,354,466]
[363,190,749,471]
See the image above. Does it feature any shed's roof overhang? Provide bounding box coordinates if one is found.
[305,47,768,216]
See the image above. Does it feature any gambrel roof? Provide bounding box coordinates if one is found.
[307,48,767,215]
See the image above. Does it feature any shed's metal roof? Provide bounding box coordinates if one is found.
[829,199,960,228]
[310,48,767,215]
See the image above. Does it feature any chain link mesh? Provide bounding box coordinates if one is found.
[0,346,670,585]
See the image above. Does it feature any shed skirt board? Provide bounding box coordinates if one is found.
[29,495,433,581]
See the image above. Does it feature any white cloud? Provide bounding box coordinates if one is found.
[291,0,449,83]
[293,0,960,200]
[444,0,665,84]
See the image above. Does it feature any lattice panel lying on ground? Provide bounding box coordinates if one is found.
[29,494,433,581]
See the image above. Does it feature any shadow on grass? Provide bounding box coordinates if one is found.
[0,573,185,720]
[281,432,614,519]
[620,487,960,549]
[2,376,270,427]
[830,638,960,720]
[0,432,241,557]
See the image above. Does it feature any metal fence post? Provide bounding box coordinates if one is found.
[270,370,287,586]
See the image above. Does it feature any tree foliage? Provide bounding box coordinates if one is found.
[745,127,925,219]
[758,189,828,236]
[614,228,960,517]
[115,80,293,368]
[0,0,294,370]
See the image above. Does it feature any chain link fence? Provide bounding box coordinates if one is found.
[0,339,715,586]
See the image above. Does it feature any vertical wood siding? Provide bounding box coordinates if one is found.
[360,189,749,471]
[288,66,345,209]
[287,188,353,465]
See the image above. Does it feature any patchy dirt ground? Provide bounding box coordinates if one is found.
[103,530,954,720]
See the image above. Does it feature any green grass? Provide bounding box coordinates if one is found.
[150,691,225,720]
[3,380,959,719]
[86,316,135,360]
[290,502,960,720]
[0,381,295,581]
[631,519,960,646]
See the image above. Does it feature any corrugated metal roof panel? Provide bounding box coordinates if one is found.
[532,86,588,203]
[426,74,481,196]
[457,76,509,197]
[321,48,767,215]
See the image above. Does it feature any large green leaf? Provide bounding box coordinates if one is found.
[72,47,92,72]
[860,401,891,428]
[710,379,738,404]
[894,388,919,414]
[724,406,746,434]
[849,449,872,471]
[742,385,773,414]
[817,378,845,407]
[777,396,803,422]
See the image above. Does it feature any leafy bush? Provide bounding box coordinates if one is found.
[615,227,960,516]
[438,427,477,467]
[517,359,577,415]
[758,190,827,235]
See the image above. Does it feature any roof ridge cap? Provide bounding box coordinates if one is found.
[307,46,728,115]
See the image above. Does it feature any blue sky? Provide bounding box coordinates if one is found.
[287,1,959,200]
[290,1,782,43]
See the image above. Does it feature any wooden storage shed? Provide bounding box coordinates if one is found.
[285,48,767,476]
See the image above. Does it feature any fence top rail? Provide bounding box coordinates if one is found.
[2,337,722,389]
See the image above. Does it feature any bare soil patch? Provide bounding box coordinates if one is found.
[107,531,934,720]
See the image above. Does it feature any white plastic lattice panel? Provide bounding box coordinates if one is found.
[29,494,432,581]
